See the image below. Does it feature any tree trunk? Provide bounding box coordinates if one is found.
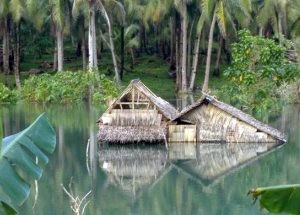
[82,35,87,70]
[155,24,159,55]
[181,1,188,92]
[53,44,58,71]
[175,12,181,92]
[187,17,195,84]
[130,48,135,69]
[88,4,98,71]
[139,24,144,53]
[202,8,217,93]
[278,11,283,37]
[170,17,176,66]
[98,0,120,84]
[56,27,63,72]
[189,31,202,91]
[13,22,21,90]
[213,35,223,77]
[259,27,263,37]
[3,18,10,76]
[120,24,124,80]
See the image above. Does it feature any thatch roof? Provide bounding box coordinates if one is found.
[173,95,286,142]
[100,79,178,120]
[97,125,166,143]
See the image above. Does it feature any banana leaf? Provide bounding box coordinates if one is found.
[249,184,300,214]
[0,113,56,211]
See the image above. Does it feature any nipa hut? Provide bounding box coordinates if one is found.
[170,95,286,143]
[97,79,178,144]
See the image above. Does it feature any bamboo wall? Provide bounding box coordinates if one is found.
[168,124,196,143]
[102,109,162,126]
[182,104,277,143]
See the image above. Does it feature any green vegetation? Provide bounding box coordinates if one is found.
[22,71,119,104]
[0,83,18,104]
[0,114,56,214]
[221,30,299,115]
[249,184,300,214]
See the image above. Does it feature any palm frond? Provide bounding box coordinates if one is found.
[72,0,86,20]
[124,24,139,37]
[216,0,226,37]
[256,0,275,28]
[0,0,9,18]
[51,0,64,29]
[25,0,47,30]
[196,13,206,34]
[9,0,24,23]
[200,0,214,19]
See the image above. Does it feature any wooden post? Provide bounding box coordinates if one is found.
[132,88,135,109]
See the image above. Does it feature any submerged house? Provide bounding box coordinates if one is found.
[97,80,285,144]
[170,95,286,143]
[97,80,178,143]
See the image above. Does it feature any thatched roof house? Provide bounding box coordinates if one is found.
[97,79,178,143]
[170,95,286,143]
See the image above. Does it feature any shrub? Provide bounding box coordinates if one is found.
[0,83,18,104]
[22,71,119,104]
[221,29,299,116]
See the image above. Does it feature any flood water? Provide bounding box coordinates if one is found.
[1,103,300,215]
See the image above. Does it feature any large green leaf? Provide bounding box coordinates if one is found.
[0,113,56,207]
[0,196,17,215]
[249,184,300,214]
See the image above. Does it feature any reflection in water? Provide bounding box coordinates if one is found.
[1,103,299,215]
[99,145,168,198]
[99,142,282,192]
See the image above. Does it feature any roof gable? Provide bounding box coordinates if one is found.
[174,95,286,142]
[103,79,178,120]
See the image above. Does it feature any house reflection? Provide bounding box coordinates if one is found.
[98,145,169,198]
[98,142,283,194]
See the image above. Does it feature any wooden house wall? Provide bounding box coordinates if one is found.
[102,109,162,126]
[168,124,196,143]
[182,104,277,143]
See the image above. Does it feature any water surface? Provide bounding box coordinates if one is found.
[1,103,299,215]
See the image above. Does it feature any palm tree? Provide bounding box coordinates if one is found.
[256,0,287,37]
[72,0,89,70]
[189,11,205,91]
[50,0,69,72]
[201,0,252,93]
[0,0,10,78]
[88,0,98,71]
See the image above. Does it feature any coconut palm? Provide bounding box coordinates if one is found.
[256,0,288,37]
[201,0,252,93]
[50,0,70,72]
[0,0,10,77]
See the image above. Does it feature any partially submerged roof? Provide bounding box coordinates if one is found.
[101,79,178,120]
[174,95,286,142]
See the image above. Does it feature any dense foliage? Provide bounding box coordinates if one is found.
[222,30,299,115]
[22,72,119,104]
[0,83,18,104]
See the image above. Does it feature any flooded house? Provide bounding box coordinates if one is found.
[97,80,285,144]
[169,95,286,143]
[97,79,178,144]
